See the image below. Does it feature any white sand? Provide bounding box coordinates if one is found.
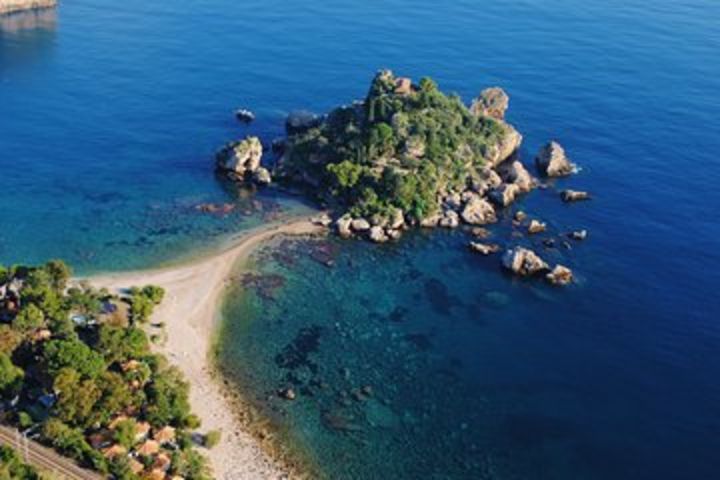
[88,218,324,480]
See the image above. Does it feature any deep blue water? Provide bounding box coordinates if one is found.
[3,0,720,478]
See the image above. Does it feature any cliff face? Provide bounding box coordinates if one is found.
[0,0,57,15]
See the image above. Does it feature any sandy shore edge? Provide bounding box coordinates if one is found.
[87,217,324,480]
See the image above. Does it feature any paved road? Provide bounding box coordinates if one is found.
[0,425,104,480]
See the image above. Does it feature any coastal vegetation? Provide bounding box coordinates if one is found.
[274,70,520,224]
[0,445,42,479]
[0,261,211,480]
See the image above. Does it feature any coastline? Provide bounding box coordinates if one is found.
[87,216,325,480]
[0,0,56,15]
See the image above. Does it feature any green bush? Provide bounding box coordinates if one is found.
[203,430,221,449]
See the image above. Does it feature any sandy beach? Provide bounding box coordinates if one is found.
[88,217,324,480]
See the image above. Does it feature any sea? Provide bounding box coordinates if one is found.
[2,0,719,478]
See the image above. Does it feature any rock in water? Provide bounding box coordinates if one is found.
[461,196,497,225]
[439,210,460,228]
[546,265,574,285]
[351,218,371,232]
[486,125,523,167]
[216,136,263,178]
[502,247,549,276]
[369,226,389,243]
[469,242,501,255]
[535,141,576,177]
[569,229,588,240]
[252,167,272,185]
[489,183,521,207]
[498,160,535,193]
[235,108,256,123]
[470,87,510,120]
[561,190,591,202]
[336,215,353,239]
[527,219,547,234]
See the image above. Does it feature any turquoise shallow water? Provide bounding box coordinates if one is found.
[2,0,720,478]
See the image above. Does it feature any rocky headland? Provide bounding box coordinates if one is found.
[0,0,56,15]
[216,70,591,286]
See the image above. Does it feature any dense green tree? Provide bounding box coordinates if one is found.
[43,339,105,379]
[0,352,23,395]
[94,371,142,426]
[52,368,101,427]
[95,325,149,364]
[0,445,41,480]
[12,304,45,334]
[44,260,72,292]
[144,366,191,427]
[41,419,106,471]
[0,325,23,355]
[113,418,138,449]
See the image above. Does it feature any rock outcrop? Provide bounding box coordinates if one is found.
[368,226,389,243]
[336,215,353,239]
[461,196,497,225]
[527,219,546,234]
[561,190,590,202]
[486,125,523,167]
[502,247,549,276]
[546,265,573,285]
[470,87,510,120]
[535,141,575,177]
[216,137,268,185]
[469,242,501,255]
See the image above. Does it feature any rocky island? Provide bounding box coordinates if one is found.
[217,70,588,285]
[0,0,56,15]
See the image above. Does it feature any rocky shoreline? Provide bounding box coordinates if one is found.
[215,72,591,287]
[0,0,56,15]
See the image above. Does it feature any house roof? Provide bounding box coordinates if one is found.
[153,426,176,444]
[101,444,128,459]
[136,439,160,456]
[135,421,151,438]
[152,453,171,472]
[128,458,145,475]
[144,469,166,480]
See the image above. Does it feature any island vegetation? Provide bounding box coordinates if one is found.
[275,70,519,224]
[0,261,212,480]
[216,70,585,284]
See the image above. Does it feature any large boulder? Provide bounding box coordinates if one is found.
[489,183,521,207]
[546,265,573,285]
[368,226,389,243]
[486,124,523,167]
[351,218,371,232]
[439,210,460,228]
[470,167,502,195]
[561,190,591,202]
[527,219,546,234]
[336,215,353,239]
[469,242,501,255]
[216,136,263,177]
[252,167,272,186]
[498,160,535,193]
[389,208,405,230]
[470,87,510,120]
[461,196,497,225]
[502,247,549,276]
[535,141,575,177]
